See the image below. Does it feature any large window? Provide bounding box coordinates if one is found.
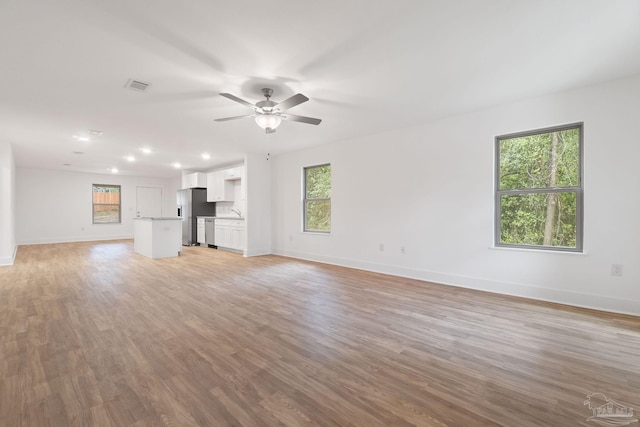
[495,123,583,251]
[93,184,121,224]
[303,164,331,233]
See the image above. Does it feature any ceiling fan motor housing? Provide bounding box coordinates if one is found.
[256,100,277,113]
[261,88,274,99]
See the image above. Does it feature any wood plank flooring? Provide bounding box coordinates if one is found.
[1,240,639,426]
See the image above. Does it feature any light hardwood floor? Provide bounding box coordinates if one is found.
[1,240,639,426]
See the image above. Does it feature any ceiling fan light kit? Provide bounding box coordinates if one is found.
[216,88,321,134]
[255,114,282,132]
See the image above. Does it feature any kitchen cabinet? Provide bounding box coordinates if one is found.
[207,165,245,202]
[224,166,243,181]
[196,218,206,245]
[214,219,245,251]
[133,218,181,259]
[185,172,207,188]
[214,220,229,247]
[230,222,244,250]
[207,171,234,202]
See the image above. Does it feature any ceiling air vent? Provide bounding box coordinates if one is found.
[125,78,151,92]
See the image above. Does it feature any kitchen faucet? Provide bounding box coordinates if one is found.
[231,208,241,218]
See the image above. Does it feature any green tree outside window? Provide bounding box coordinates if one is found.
[496,124,583,251]
[304,164,331,232]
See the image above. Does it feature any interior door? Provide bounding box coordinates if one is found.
[136,186,163,218]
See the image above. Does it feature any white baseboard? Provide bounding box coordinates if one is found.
[244,247,272,257]
[0,245,18,266]
[18,235,133,245]
[273,248,640,317]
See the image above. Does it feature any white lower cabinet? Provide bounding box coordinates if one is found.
[196,218,206,245]
[230,226,243,249]
[214,219,245,251]
[214,221,230,247]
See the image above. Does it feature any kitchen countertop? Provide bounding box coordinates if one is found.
[134,217,181,221]
[196,216,244,220]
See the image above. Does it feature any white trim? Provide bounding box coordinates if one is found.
[488,246,587,255]
[0,245,17,266]
[18,235,133,245]
[244,247,272,257]
[273,248,640,317]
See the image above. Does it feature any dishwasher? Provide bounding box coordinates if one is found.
[205,217,215,247]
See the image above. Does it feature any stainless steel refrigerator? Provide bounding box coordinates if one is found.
[177,188,215,246]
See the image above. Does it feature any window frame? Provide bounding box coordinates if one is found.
[494,122,584,252]
[303,163,331,234]
[92,184,122,224]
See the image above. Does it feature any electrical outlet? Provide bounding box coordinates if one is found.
[611,264,624,277]
[379,243,384,252]
[401,246,405,254]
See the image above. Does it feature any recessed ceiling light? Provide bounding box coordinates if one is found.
[172,162,181,169]
[110,167,118,173]
[74,135,90,142]
[201,153,211,160]
[125,155,135,162]
[88,130,104,136]
[140,147,152,154]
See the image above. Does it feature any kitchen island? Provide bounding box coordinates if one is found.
[133,217,182,259]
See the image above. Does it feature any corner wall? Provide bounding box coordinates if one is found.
[0,143,16,265]
[272,74,640,315]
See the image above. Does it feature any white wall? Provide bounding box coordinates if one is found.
[0,142,16,265]
[16,168,179,244]
[245,152,271,256]
[272,74,640,315]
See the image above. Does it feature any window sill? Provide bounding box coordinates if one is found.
[302,231,332,236]
[489,246,586,255]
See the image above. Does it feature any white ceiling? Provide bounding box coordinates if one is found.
[2,0,640,178]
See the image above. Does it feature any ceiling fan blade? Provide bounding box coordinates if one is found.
[276,93,309,112]
[281,114,322,125]
[220,93,256,110]
[214,114,254,122]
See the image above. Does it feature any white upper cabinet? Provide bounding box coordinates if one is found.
[224,166,244,181]
[185,172,207,188]
[207,171,234,202]
[207,165,244,202]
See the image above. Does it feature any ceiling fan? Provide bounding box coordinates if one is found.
[215,88,322,134]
